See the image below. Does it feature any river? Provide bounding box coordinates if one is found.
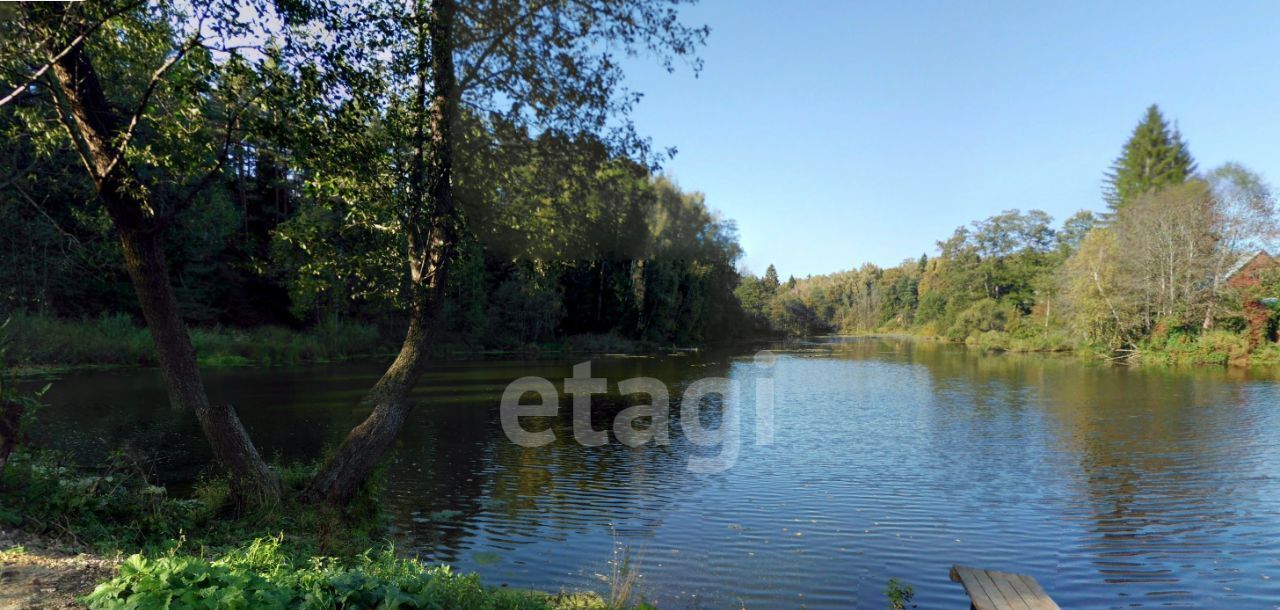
[26,336,1280,608]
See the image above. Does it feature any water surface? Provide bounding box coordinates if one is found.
[28,337,1280,608]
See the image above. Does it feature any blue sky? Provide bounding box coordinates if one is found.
[621,0,1280,278]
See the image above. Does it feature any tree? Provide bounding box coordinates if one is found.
[734,274,771,327]
[762,264,780,294]
[1064,228,1137,348]
[1,1,289,505]
[769,292,826,337]
[2,0,710,507]
[1116,181,1215,329]
[1056,210,1096,255]
[1069,180,1218,346]
[303,0,708,505]
[1202,163,1280,328]
[1102,104,1196,218]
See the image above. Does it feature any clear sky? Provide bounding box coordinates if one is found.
[620,0,1280,279]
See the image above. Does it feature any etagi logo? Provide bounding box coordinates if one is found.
[500,351,777,473]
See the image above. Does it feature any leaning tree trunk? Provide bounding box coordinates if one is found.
[302,294,446,505]
[46,32,279,506]
[304,0,459,506]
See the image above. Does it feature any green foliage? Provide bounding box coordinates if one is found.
[768,293,828,337]
[0,450,210,552]
[762,265,780,294]
[885,578,915,610]
[1137,330,1251,367]
[190,319,386,367]
[948,299,1017,343]
[722,108,1275,370]
[0,313,386,368]
[0,449,382,557]
[0,313,155,367]
[735,209,1078,342]
[1103,104,1196,216]
[1248,343,1280,367]
[0,0,734,354]
[85,536,624,610]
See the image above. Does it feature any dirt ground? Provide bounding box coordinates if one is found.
[0,528,117,610]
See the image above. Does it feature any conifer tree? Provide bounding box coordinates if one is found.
[763,264,781,294]
[1102,104,1196,218]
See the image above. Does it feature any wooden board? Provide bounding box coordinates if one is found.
[950,565,1061,610]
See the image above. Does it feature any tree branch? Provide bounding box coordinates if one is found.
[458,0,552,92]
[163,86,265,223]
[0,0,146,108]
[102,27,206,179]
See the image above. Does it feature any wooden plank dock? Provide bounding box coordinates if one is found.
[949,565,1061,610]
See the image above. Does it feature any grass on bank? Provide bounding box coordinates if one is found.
[892,298,1280,367]
[0,313,387,369]
[949,325,1280,366]
[0,449,644,610]
[0,449,382,558]
[0,314,672,371]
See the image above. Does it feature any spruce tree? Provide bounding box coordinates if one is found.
[1102,104,1196,218]
[763,264,781,294]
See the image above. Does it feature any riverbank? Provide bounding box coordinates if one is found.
[0,313,390,370]
[0,314,715,375]
[0,526,620,610]
[850,327,1280,368]
[0,450,637,609]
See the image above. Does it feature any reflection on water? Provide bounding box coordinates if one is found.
[27,337,1280,609]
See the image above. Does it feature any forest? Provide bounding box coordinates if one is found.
[0,0,743,369]
[740,105,1280,366]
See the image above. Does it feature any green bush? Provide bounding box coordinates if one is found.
[1250,343,1280,367]
[0,449,208,551]
[1136,330,1251,367]
[966,329,1011,351]
[1199,330,1251,366]
[946,299,1016,343]
[0,449,381,557]
[85,536,624,610]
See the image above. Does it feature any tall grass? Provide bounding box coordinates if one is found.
[0,313,388,368]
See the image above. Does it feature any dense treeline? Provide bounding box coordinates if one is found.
[740,105,1280,364]
[0,6,741,352]
[1,111,742,350]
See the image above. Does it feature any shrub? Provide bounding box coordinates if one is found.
[1250,343,1280,368]
[946,299,1017,343]
[1136,329,1251,367]
[1198,330,1251,366]
[0,449,382,557]
[0,450,205,551]
[85,536,621,610]
[966,330,1011,351]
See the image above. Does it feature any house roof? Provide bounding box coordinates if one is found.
[1225,249,1273,281]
